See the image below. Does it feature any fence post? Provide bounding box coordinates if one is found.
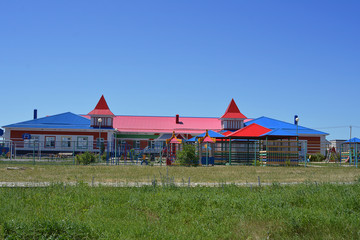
[10,141,12,161]
[73,141,75,165]
[229,137,232,165]
[106,141,110,165]
[33,141,36,165]
[356,143,358,168]
[254,141,257,166]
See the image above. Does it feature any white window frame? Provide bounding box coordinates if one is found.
[61,136,72,148]
[45,136,56,148]
[77,137,89,150]
[27,136,40,148]
[96,138,104,148]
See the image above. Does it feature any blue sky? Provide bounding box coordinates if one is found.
[1,0,359,140]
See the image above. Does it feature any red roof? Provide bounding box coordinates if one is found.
[222,131,233,136]
[113,116,221,134]
[88,95,115,116]
[227,123,271,138]
[221,99,246,119]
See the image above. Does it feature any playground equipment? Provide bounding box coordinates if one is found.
[198,130,217,166]
[340,138,360,167]
[165,132,183,165]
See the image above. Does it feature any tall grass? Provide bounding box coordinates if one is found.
[1,164,360,184]
[1,183,359,239]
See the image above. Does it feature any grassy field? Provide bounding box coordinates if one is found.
[1,183,360,239]
[0,164,360,184]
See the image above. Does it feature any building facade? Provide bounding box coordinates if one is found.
[2,95,328,156]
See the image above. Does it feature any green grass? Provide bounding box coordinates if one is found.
[1,164,360,184]
[1,183,360,239]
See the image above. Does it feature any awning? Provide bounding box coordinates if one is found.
[155,133,173,141]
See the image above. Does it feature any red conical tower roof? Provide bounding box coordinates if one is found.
[221,99,246,119]
[88,95,115,116]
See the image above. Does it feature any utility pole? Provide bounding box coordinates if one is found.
[350,125,352,139]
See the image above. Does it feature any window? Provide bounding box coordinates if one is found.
[77,137,88,149]
[27,136,40,148]
[45,136,56,148]
[134,140,140,149]
[61,137,72,148]
[96,138,104,148]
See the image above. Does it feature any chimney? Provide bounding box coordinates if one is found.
[33,109,38,120]
[176,114,180,124]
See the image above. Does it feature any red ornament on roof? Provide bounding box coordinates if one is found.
[88,95,115,116]
[221,99,247,119]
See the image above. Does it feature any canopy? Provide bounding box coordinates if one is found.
[155,133,172,141]
[202,136,216,143]
[187,137,197,142]
[166,131,183,144]
[195,130,225,138]
[186,130,224,142]
[170,138,182,144]
[343,137,360,144]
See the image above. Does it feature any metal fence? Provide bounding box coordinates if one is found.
[0,140,167,166]
[0,139,352,167]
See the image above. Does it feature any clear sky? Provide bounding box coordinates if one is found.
[1,0,359,140]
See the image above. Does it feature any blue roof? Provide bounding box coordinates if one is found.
[343,138,360,144]
[245,116,328,136]
[186,137,197,142]
[195,130,225,138]
[262,128,298,137]
[186,130,225,142]
[3,112,95,130]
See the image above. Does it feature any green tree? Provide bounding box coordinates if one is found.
[75,152,97,165]
[177,144,198,166]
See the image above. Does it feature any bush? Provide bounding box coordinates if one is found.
[252,159,261,166]
[330,152,340,162]
[177,144,198,166]
[308,153,325,162]
[101,152,107,162]
[75,152,97,165]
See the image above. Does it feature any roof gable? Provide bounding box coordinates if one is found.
[221,99,246,119]
[228,123,272,137]
[88,95,114,116]
[245,116,328,135]
[3,112,91,129]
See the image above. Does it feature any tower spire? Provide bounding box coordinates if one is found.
[220,99,246,130]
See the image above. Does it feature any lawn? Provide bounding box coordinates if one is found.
[1,183,359,239]
[0,164,360,184]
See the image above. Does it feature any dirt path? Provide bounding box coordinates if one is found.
[0,181,355,188]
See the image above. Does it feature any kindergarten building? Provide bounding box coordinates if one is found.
[2,95,328,157]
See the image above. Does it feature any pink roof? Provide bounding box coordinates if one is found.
[203,136,215,143]
[88,95,115,116]
[113,115,222,134]
[170,138,182,144]
[221,99,247,119]
[228,123,271,138]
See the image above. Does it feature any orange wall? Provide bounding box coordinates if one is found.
[299,136,322,154]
